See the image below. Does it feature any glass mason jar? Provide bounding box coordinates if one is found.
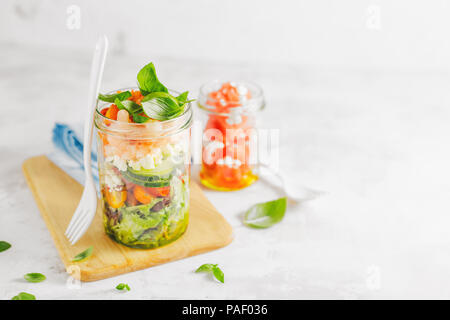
[197,81,265,191]
[94,88,192,249]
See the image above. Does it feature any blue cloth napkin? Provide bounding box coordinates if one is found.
[48,123,99,189]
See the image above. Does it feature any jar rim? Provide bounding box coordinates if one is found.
[197,80,265,115]
[95,87,192,139]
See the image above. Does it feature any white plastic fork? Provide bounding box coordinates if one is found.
[65,35,109,245]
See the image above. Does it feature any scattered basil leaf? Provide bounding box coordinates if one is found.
[12,292,36,300]
[195,263,217,273]
[244,197,287,228]
[72,246,93,262]
[195,264,224,283]
[212,267,225,283]
[98,91,132,103]
[142,91,184,120]
[0,241,11,252]
[137,62,168,95]
[116,283,131,291]
[24,273,46,283]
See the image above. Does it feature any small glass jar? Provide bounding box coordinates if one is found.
[94,88,192,249]
[197,81,265,191]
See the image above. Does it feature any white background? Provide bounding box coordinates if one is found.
[1,0,450,300]
[2,0,450,70]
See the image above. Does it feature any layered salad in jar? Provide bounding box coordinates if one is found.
[198,81,264,191]
[94,62,193,249]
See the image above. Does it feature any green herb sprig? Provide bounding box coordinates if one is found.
[12,292,36,300]
[98,62,193,122]
[138,63,191,120]
[116,283,131,291]
[0,241,11,252]
[72,246,93,262]
[244,197,287,228]
[24,273,46,283]
[195,264,224,283]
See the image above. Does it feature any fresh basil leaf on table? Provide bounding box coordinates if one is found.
[0,241,11,252]
[244,197,287,228]
[195,264,225,283]
[72,246,93,262]
[12,292,36,300]
[24,273,46,283]
[212,267,224,283]
[195,263,217,273]
[116,283,131,291]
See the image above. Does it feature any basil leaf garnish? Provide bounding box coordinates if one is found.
[244,197,287,228]
[115,99,149,123]
[98,91,131,103]
[12,292,36,300]
[24,273,46,283]
[131,113,149,123]
[0,241,11,252]
[137,62,168,95]
[115,99,143,114]
[176,91,195,107]
[116,283,131,291]
[176,91,189,106]
[100,62,189,122]
[195,264,224,283]
[142,92,184,120]
[72,246,93,262]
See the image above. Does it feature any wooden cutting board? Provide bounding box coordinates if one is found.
[22,155,233,282]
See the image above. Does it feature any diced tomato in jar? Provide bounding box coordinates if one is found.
[199,81,261,191]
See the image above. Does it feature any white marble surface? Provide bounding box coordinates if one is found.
[1,43,450,299]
